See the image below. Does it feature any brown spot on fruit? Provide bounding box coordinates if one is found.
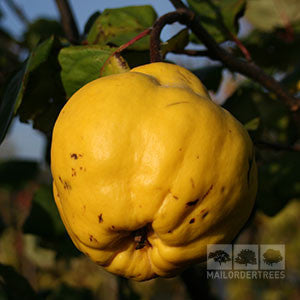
[189,218,195,224]
[202,211,209,219]
[201,184,213,200]
[173,195,179,200]
[98,213,103,223]
[59,176,63,183]
[190,178,195,189]
[179,148,182,151]
[71,168,76,176]
[63,181,72,190]
[89,235,93,242]
[196,155,199,159]
[111,225,115,229]
[168,230,172,233]
[221,186,225,193]
[186,199,199,206]
[70,153,83,159]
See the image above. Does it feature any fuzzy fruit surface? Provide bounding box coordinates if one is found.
[51,62,257,281]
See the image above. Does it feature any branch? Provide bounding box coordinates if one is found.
[3,0,29,25]
[150,8,300,112]
[54,0,79,44]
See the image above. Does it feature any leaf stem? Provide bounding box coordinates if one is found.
[100,28,152,76]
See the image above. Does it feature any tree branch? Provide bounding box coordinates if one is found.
[150,8,300,112]
[54,0,79,44]
[3,0,29,25]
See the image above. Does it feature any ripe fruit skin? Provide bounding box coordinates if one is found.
[51,62,257,281]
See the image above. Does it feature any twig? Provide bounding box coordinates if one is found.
[3,0,29,25]
[230,33,252,62]
[255,141,300,152]
[169,0,186,9]
[100,28,151,76]
[150,8,300,112]
[54,0,79,44]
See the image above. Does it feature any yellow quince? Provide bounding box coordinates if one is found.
[51,62,257,281]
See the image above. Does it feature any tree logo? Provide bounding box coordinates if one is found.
[207,244,232,270]
[263,249,283,266]
[260,245,285,270]
[208,250,231,266]
[235,249,257,266]
[234,245,258,270]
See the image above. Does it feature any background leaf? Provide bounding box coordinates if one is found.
[245,0,300,32]
[22,18,64,50]
[86,6,157,50]
[256,151,300,216]
[23,185,80,258]
[188,0,246,43]
[0,263,39,300]
[161,29,190,58]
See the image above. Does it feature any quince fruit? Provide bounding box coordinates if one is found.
[51,62,257,281]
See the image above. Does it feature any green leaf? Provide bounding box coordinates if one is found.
[0,160,38,189]
[0,36,66,138]
[244,117,260,131]
[187,0,246,43]
[15,37,66,134]
[84,11,101,35]
[86,5,157,50]
[161,29,190,58]
[58,45,129,98]
[23,185,65,237]
[257,151,300,216]
[245,0,300,32]
[0,263,39,300]
[192,65,223,91]
[0,65,26,144]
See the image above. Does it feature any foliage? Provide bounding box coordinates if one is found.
[0,0,299,298]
